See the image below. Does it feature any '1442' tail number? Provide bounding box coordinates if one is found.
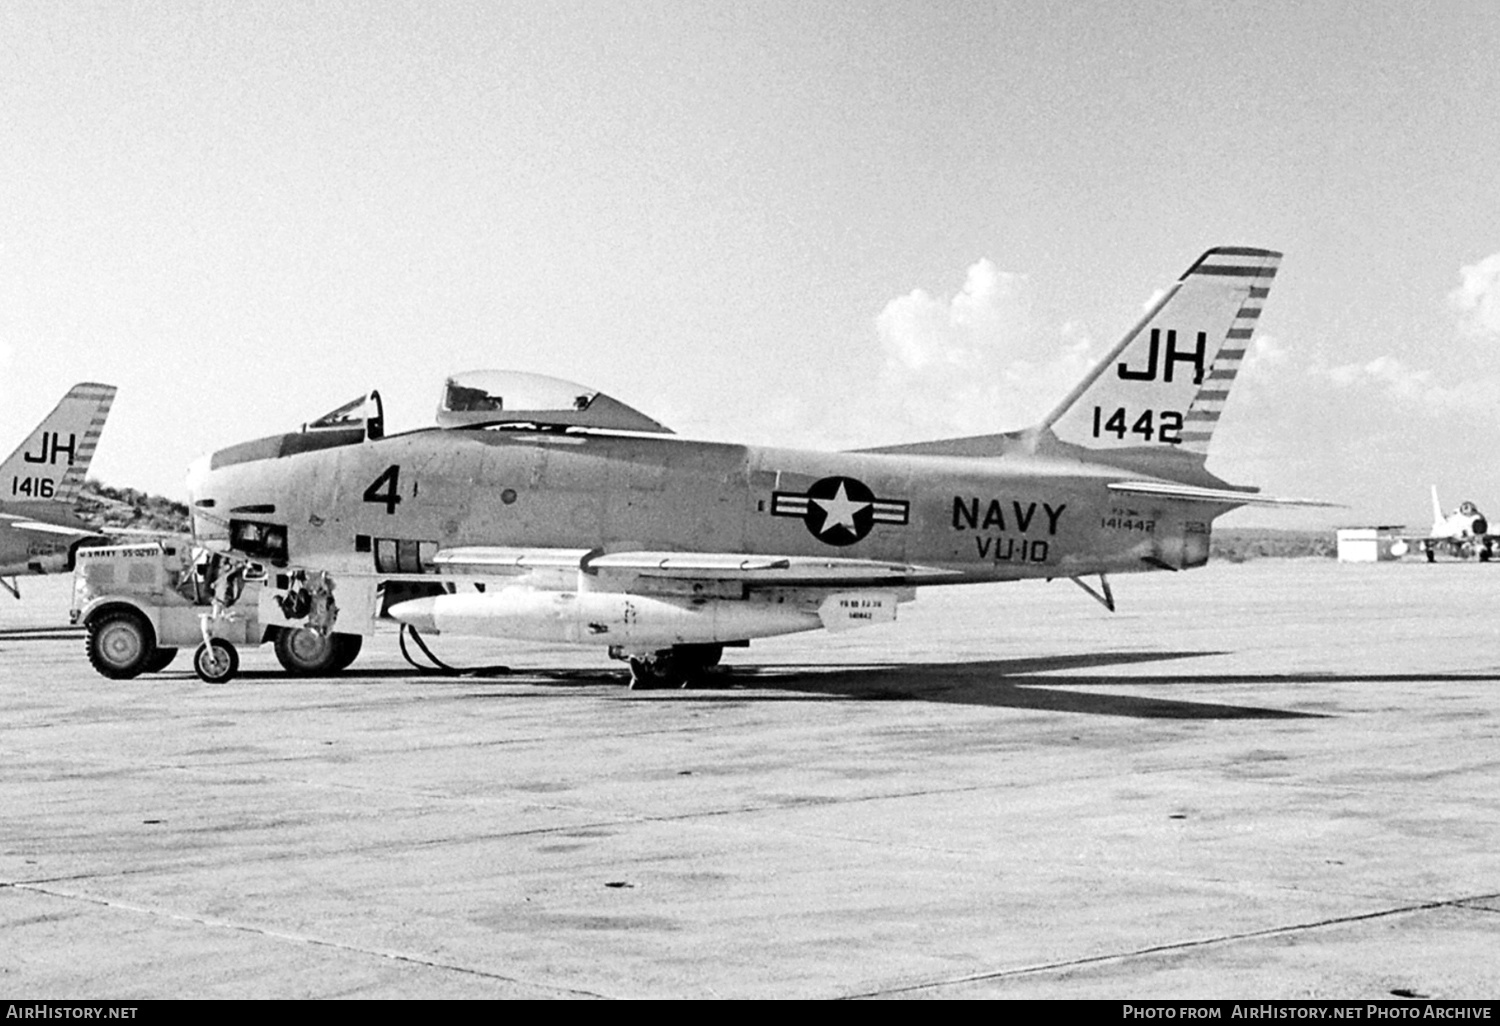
[1091,407,1183,445]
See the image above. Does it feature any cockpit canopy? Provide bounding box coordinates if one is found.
[436,370,672,434]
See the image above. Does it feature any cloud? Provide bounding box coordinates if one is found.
[1252,346,1498,417]
[1450,251,1500,336]
[1322,354,1424,392]
[876,259,1031,375]
[873,259,1101,440]
[1297,256,1500,412]
[1242,333,1290,372]
[861,254,1500,453]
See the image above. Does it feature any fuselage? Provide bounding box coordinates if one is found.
[188,425,1219,582]
[1433,512,1487,541]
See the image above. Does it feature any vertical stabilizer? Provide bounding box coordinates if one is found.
[2,383,117,505]
[1044,248,1281,464]
[1430,486,1444,534]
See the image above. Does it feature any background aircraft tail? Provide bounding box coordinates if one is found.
[2,383,117,505]
[1430,485,1445,534]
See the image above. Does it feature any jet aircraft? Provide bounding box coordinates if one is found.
[185,246,1328,687]
[1390,487,1495,562]
[1,382,118,598]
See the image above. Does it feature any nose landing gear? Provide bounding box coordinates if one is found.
[193,638,239,683]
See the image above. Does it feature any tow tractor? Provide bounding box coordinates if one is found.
[70,541,359,683]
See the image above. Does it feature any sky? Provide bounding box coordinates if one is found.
[3,0,1498,529]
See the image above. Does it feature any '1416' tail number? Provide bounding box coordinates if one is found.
[1091,407,1183,445]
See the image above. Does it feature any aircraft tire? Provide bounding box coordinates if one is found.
[673,643,724,670]
[627,654,689,690]
[86,609,155,680]
[193,640,239,683]
[144,648,179,674]
[327,633,363,672]
[274,627,360,676]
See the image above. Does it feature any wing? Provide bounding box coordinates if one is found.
[430,546,962,587]
[0,513,98,538]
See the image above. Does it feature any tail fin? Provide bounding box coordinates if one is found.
[2,383,117,505]
[1430,485,1445,534]
[1043,247,1280,464]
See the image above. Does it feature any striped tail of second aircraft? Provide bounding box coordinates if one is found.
[1,382,118,505]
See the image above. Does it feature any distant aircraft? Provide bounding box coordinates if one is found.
[184,246,1331,687]
[1391,487,1495,562]
[0,383,117,598]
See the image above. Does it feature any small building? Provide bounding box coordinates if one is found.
[1335,526,1407,563]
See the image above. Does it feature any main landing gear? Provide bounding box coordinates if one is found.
[273,627,363,676]
[622,643,725,690]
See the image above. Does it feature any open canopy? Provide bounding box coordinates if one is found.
[436,370,672,434]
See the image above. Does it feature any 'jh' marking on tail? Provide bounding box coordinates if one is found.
[1117,329,1206,384]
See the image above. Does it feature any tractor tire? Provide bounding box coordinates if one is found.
[143,647,179,673]
[86,609,156,680]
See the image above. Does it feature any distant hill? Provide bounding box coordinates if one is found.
[1212,528,1336,561]
[76,480,190,535]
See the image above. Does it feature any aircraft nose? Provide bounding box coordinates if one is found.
[387,597,440,634]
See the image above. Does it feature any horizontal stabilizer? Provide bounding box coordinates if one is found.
[1107,480,1339,508]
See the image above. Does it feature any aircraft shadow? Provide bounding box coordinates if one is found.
[703,651,1500,721]
[703,651,1324,720]
[150,648,1497,720]
[481,649,1325,720]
